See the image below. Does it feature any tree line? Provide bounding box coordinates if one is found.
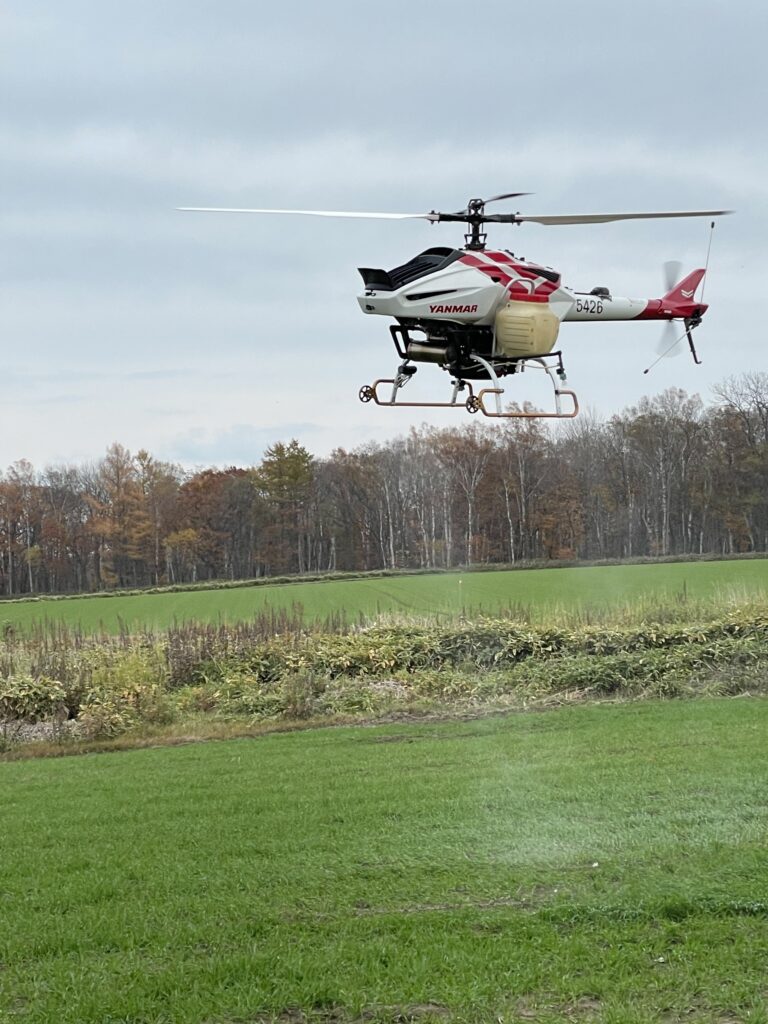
[0,373,766,597]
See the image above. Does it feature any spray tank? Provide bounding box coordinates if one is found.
[494,300,561,358]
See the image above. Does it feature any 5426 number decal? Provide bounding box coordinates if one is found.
[575,298,604,314]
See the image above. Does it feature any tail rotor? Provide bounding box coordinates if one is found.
[654,320,687,362]
[662,259,683,294]
[653,261,687,361]
[643,260,704,374]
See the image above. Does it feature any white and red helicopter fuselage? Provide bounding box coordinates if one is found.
[358,246,706,338]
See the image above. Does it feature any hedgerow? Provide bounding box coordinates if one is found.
[221,618,768,681]
[1,610,766,745]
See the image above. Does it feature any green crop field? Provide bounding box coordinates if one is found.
[2,699,767,1023]
[1,558,767,633]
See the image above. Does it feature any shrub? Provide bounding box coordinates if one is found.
[281,672,323,719]
[319,677,409,715]
[214,676,285,720]
[78,687,139,739]
[78,680,174,739]
[0,675,67,722]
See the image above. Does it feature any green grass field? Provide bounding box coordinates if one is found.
[2,699,767,1023]
[1,559,767,633]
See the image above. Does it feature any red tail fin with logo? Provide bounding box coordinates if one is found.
[663,269,705,303]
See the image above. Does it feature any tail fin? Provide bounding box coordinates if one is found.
[663,268,705,303]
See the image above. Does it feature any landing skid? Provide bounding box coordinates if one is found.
[359,375,477,411]
[358,351,579,420]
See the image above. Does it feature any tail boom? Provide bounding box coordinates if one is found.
[637,268,708,321]
[561,268,708,323]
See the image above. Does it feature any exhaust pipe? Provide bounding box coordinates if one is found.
[406,342,448,364]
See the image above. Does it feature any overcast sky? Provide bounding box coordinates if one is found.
[2,0,765,469]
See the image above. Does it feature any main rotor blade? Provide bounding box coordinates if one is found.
[484,191,533,203]
[515,210,733,226]
[177,207,437,221]
[447,192,533,215]
[178,206,734,228]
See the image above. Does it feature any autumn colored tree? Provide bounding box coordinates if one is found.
[433,425,493,564]
[257,441,314,575]
[134,451,182,584]
[176,468,264,581]
[493,416,551,562]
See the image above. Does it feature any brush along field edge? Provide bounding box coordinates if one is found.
[2,608,768,751]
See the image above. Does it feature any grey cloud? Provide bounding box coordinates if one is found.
[164,421,320,468]
[5,2,763,146]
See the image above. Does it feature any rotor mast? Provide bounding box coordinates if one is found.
[429,194,533,251]
[428,200,494,251]
[464,198,489,250]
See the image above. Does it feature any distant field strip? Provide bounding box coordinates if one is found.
[1,700,767,1023]
[1,559,767,632]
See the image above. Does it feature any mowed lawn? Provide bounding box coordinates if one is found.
[1,559,767,633]
[1,700,767,1023]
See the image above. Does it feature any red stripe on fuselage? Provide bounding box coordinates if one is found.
[459,252,557,303]
[484,250,517,264]
[459,252,513,287]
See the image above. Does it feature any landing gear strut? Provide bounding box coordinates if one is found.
[685,316,703,365]
[360,364,478,410]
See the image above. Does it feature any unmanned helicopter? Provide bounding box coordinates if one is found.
[179,195,731,420]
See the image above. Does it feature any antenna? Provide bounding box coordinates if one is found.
[699,220,716,304]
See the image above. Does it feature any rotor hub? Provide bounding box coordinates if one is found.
[464,199,489,250]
